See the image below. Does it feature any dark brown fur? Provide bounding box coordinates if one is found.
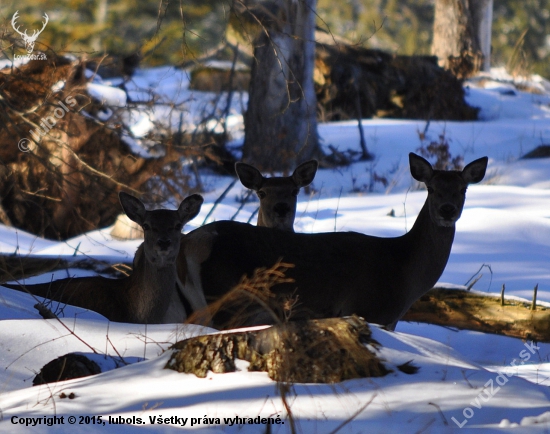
[6,193,203,323]
[180,154,487,329]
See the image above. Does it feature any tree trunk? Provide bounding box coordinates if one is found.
[242,0,321,172]
[432,0,492,77]
[471,0,493,72]
[92,0,109,52]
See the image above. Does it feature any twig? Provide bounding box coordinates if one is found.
[428,402,448,426]
[464,263,493,291]
[106,335,130,366]
[7,106,142,195]
[34,302,58,320]
[531,283,538,311]
[52,317,101,355]
[230,189,253,221]
[221,44,239,143]
[202,178,238,225]
[466,274,483,291]
[277,382,297,434]
[177,111,203,192]
[334,187,342,232]
[353,80,371,161]
[247,207,259,224]
[414,418,435,434]
[328,393,377,434]
[461,370,475,389]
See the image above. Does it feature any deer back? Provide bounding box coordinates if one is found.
[182,221,404,327]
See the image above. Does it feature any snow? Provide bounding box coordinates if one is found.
[1,67,550,432]
[87,83,127,107]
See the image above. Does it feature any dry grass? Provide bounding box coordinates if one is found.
[186,259,296,329]
[176,262,390,383]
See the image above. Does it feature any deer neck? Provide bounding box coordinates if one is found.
[400,201,455,307]
[126,243,177,323]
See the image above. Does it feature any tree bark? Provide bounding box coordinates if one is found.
[92,0,109,52]
[471,0,493,72]
[166,316,389,383]
[242,0,321,172]
[432,0,492,77]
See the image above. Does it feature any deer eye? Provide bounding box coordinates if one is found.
[257,191,267,200]
[142,223,151,231]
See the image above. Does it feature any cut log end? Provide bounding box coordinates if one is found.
[166,316,391,383]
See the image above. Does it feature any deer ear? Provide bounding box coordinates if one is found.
[292,160,318,187]
[409,153,433,183]
[178,194,204,223]
[235,162,264,191]
[462,157,488,184]
[119,192,147,225]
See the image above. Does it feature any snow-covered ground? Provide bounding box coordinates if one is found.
[1,66,550,432]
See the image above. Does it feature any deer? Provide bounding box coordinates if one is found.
[235,160,318,231]
[4,192,203,324]
[11,11,49,54]
[179,153,488,330]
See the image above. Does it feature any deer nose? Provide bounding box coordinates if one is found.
[157,238,172,251]
[273,203,291,217]
[439,204,457,219]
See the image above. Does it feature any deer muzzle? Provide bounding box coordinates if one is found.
[273,202,291,217]
[437,203,460,226]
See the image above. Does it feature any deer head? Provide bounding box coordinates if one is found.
[235,160,318,231]
[12,11,49,54]
[119,192,203,268]
[409,153,488,227]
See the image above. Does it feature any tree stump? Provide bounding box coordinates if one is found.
[166,316,389,383]
[33,353,101,386]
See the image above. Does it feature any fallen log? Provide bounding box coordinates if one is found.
[0,254,131,283]
[403,287,550,342]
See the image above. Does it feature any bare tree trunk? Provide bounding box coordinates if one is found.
[242,0,321,172]
[471,0,493,72]
[92,0,108,52]
[432,0,492,77]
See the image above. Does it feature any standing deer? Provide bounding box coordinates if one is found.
[179,153,487,329]
[235,160,318,231]
[4,192,203,324]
